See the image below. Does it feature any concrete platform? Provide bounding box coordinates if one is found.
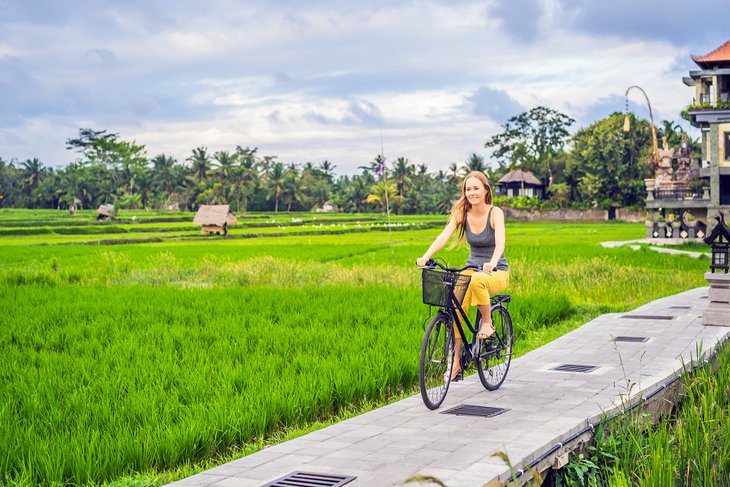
[169,287,729,487]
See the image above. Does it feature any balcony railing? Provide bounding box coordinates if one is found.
[653,188,705,200]
[700,93,713,104]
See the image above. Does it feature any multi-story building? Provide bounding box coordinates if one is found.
[646,39,730,238]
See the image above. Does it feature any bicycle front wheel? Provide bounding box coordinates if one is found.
[419,312,455,410]
[477,304,513,391]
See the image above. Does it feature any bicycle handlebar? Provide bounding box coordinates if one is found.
[423,259,479,273]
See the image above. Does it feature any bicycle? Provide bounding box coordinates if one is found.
[418,259,513,410]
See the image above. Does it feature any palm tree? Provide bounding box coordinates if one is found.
[366,180,403,213]
[347,176,369,213]
[267,162,285,212]
[150,154,177,197]
[235,146,260,212]
[281,164,300,212]
[188,147,211,184]
[392,157,413,198]
[462,153,487,175]
[319,160,336,183]
[213,150,238,184]
[58,162,91,210]
[359,154,386,181]
[21,158,43,195]
[448,162,460,185]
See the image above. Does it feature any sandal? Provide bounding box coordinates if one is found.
[444,367,463,382]
[476,322,495,340]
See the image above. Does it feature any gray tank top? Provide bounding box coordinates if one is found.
[464,207,509,271]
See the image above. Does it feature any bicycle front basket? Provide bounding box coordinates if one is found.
[421,268,471,307]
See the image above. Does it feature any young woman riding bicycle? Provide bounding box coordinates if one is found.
[416,171,509,381]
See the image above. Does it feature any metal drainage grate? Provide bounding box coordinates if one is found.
[551,364,599,373]
[262,471,356,487]
[700,296,709,299]
[441,404,509,418]
[620,315,676,320]
[613,336,650,343]
[668,306,691,310]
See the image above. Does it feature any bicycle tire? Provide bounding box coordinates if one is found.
[419,312,455,410]
[476,304,513,391]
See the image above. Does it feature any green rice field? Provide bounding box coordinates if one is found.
[0,209,710,485]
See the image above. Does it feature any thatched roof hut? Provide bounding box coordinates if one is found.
[193,205,237,235]
[97,204,115,220]
[497,169,544,198]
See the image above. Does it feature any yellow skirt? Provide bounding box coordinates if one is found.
[456,269,510,338]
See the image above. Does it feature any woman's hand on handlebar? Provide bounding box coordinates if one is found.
[416,257,430,267]
[482,262,496,273]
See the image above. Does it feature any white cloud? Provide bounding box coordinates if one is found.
[0,0,725,173]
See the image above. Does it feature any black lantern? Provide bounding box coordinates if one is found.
[704,212,730,273]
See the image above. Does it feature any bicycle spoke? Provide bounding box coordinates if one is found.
[477,304,512,391]
[419,314,454,409]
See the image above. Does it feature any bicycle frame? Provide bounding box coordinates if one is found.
[442,276,481,365]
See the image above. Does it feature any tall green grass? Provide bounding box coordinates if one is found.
[0,285,423,485]
[557,341,730,486]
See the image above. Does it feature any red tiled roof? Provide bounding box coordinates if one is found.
[692,39,730,64]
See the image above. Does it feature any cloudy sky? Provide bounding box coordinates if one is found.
[0,0,727,174]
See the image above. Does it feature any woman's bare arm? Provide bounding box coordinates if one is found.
[417,216,458,265]
[485,207,505,271]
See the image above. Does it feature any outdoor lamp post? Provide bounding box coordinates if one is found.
[702,212,730,326]
[623,85,660,166]
[704,212,730,273]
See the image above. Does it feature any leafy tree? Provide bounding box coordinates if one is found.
[549,182,571,209]
[485,106,575,186]
[569,112,653,208]
[66,128,121,166]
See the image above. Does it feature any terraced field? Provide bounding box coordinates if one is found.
[0,209,708,485]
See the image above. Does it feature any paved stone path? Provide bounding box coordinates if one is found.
[600,239,706,259]
[170,287,728,487]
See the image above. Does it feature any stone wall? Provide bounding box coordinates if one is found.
[614,209,647,223]
[503,208,647,222]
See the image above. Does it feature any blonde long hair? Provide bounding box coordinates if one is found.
[449,171,493,247]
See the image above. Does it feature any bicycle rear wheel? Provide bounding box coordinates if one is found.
[476,304,513,391]
[419,312,455,410]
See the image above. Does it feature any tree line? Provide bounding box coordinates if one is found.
[0,108,697,214]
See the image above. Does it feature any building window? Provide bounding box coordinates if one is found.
[721,176,730,206]
[725,132,730,161]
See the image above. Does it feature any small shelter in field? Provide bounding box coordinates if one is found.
[193,205,237,235]
[97,204,115,220]
[497,169,544,198]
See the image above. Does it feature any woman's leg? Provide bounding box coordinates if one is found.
[470,271,510,338]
